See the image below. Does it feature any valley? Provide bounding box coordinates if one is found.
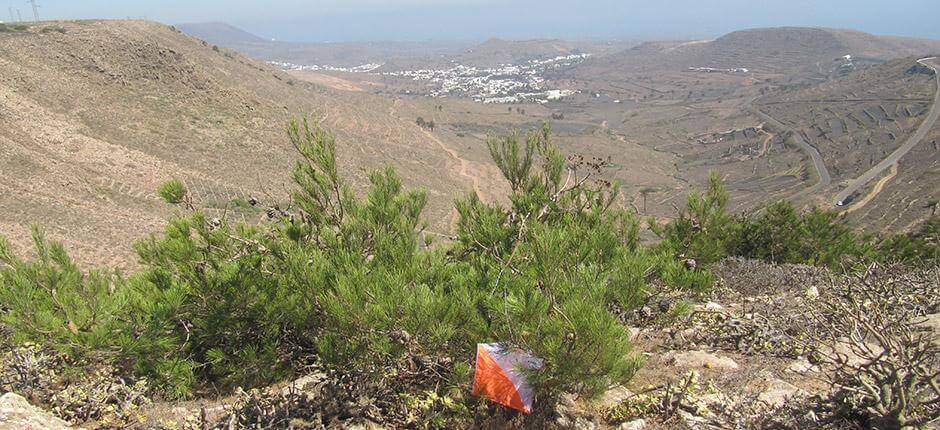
[1,21,938,264]
[0,11,939,430]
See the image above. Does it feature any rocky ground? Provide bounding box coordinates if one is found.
[2,258,938,429]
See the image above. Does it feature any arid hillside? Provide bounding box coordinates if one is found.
[544,28,940,232]
[0,20,501,268]
[755,57,940,230]
[574,27,940,77]
[177,22,470,70]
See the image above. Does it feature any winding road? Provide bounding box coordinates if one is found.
[834,57,940,206]
[748,107,832,195]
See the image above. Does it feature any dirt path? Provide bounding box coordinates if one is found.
[419,127,487,200]
[388,99,488,200]
[835,57,940,207]
[758,129,775,157]
[749,107,832,197]
[842,163,898,215]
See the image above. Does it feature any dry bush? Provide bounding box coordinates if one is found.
[794,264,940,429]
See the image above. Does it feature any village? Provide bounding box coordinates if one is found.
[271,53,589,103]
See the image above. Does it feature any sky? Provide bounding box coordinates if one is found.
[6,0,940,42]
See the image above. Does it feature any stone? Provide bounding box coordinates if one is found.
[693,302,726,313]
[786,357,816,374]
[757,379,806,408]
[280,372,327,397]
[346,420,386,430]
[572,416,598,430]
[665,350,739,370]
[820,338,884,367]
[597,385,634,409]
[804,286,820,299]
[916,313,940,344]
[704,301,725,312]
[0,392,72,430]
[618,418,646,430]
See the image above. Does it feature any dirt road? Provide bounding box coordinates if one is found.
[834,57,940,206]
[388,99,488,200]
[748,107,832,195]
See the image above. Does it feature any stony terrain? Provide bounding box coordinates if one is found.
[2,258,937,429]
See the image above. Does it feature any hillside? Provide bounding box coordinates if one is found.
[575,27,940,77]
[177,22,469,69]
[175,21,269,45]
[755,57,940,230]
[0,20,500,268]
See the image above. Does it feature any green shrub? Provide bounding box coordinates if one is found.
[124,215,302,396]
[731,201,871,266]
[876,215,939,265]
[157,178,188,205]
[654,178,888,269]
[451,125,652,397]
[1,119,703,405]
[0,23,28,33]
[0,226,127,357]
[650,172,737,264]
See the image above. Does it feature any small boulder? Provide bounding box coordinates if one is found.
[346,420,386,430]
[280,372,328,397]
[786,357,817,374]
[597,385,634,409]
[0,392,72,430]
[915,313,940,344]
[704,301,725,312]
[820,338,884,367]
[757,379,807,408]
[665,350,739,371]
[618,418,646,430]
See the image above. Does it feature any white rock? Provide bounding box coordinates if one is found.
[704,302,725,312]
[916,313,940,344]
[598,385,634,409]
[346,420,386,430]
[692,301,725,313]
[804,286,820,299]
[757,379,807,408]
[665,350,739,370]
[786,357,816,374]
[0,392,72,430]
[572,416,598,430]
[820,338,884,367]
[280,372,327,397]
[618,418,647,430]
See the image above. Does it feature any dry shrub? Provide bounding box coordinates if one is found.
[794,264,939,429]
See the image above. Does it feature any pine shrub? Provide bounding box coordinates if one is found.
[0,119,707,405]
[0,226,128,358]
[650,172,737,265]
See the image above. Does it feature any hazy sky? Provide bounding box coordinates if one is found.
[8,0,940,42]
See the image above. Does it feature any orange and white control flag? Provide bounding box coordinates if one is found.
[472,343,543,413]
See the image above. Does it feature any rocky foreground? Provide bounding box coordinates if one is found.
[2,258,938,429]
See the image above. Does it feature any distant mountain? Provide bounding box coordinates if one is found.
[176,22,469,69]
[176,22,269,45]
[574,27,940,76]
[174,22,627,70]
[458,38,579,66]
